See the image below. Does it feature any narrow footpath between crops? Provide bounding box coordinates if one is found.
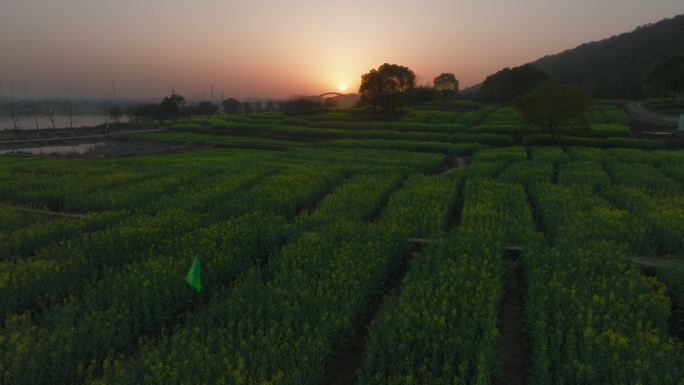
[323,241,425,385]
[0,203,88,219]
[438,156,467,176]
[495,248,529,385]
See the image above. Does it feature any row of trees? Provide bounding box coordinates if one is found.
[358,63,461,112]
[2,99,80,131]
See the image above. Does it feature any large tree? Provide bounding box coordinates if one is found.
[222,98,241,114]
[160,92,185,121]
[481,64,549,102]
[646,55,684,98]
[196,101,218,117]
[514,81,592,141]
[359,63,416,112]
[433,72,459,100]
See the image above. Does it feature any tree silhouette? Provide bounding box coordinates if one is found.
[433,73,459,101]
[514,81,592,142]
[197,101,218,117]
[481,64,549,102]
[160,92,185,121]
[359,63,416,112]
[646,55,684,98]
[222,98,241,114]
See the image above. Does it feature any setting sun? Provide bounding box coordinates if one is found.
[338,83,348,92]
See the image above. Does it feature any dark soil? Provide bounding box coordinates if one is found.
[495,253,529,385]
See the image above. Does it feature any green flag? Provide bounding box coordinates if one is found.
[186,256,202,292]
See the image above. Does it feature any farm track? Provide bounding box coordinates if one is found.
[0,203,88,219]
[625,102,679,128]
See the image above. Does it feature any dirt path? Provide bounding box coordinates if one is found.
[0,203,87,219]
[495,253,529,385]
[631,256,682,268]
[625,102,679,128]
[439,156,467,176]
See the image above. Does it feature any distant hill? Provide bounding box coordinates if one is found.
[532,14,684,98]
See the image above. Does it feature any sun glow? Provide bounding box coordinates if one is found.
[338,83,348,92]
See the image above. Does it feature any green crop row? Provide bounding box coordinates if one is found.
[590,123,630,137]
[522,135,663,149]
[317,139,488,155]
[0,209,205,319]
[380,175,459,237]
[359,230,505,385]
[0,210,126,261]
[473,147,528,162]
[298,172,403,226]
[603,185,684,254]
[95,221,407,385]
[498,160,554,187]
[529,147,570,163]
[524,243,683,385]
[0,207,48,232]
[557,161,612,190]
[202,120,514,145]
[607,162,681,193]
[0,213,293,385]
[529,183,651,253]
[461,178,540,245]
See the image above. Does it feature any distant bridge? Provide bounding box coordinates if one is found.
[318,92,344,98]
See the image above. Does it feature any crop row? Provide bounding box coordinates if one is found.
[0,168,343,319]
[529,183,651,253]
[0,206,47,232]
[498,160,554,187]
[524,242,683,384]
[317,139,488,156]
[358,176,541,384]
[94,221,406,385]
[359,230,505,384]
[607,162,681,193]
[195,120,515,146]
[0,210,126,261]
[298,172,403,226]
[1,169,407,385]
[557,161,611,190]
[380,175,459,237]
[603,185,684,254]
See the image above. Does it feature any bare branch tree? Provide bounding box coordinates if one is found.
[102,104,111,136]
[7,99,21,130]
[45,100,57,130]
[63,99,76,133]
[28,100,42,137]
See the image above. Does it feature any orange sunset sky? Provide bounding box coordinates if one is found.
[1,0,683,99]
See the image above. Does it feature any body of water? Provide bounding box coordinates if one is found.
[0,115,128,130]
[0,142,106,155]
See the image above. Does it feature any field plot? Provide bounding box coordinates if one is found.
[1,136,683,385]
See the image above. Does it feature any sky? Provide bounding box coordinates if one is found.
[0,0,683,100]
